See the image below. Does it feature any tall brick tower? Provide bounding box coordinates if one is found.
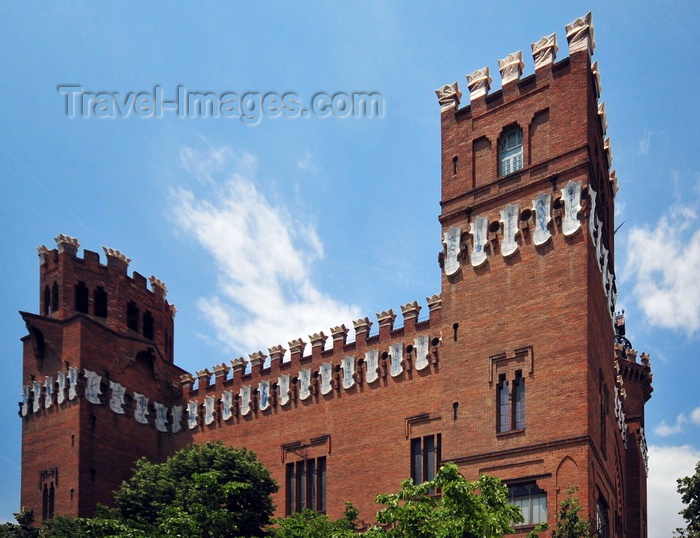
[19,236,187,519]
[435,12,651,536]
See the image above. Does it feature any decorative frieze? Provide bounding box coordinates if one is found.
[470,216,489,267]
[561,180,583,236]
[442,226,462,275]
[500,203,520,257]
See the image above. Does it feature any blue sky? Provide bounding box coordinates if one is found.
[1,2,699,535]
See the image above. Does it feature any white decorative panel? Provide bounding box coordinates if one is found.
[172,405,183,433]
[532,193,552,246]
[258,380,271,411]
[500,203,520,257]
[414,335,430,371]
[154,402,168,432]
[614,389,627,448]
[320,363,333,395]
[44,376,54,409]
[68,367,79,401]
[240,386,252,416]
[204,395,216,425]
[442,226,462,276]
[588,187,598,246]
[298,368,312,400]
[187,400,199,429]
[83,369,102,405]
[341,356,355,389]
[389,342,404,377]
[278,375,291,406]
[56,371,66,405]
[470,216,489,267]
[639,427,649,473]
[221,391,234,420]
[109,381,126,414]
[32,381,42,413]
[561,180,583,236]
[595,216,604,270]
[365,350,379,384]
[21,385,30,416]
[601,247,609,294]
[133,392,149,424]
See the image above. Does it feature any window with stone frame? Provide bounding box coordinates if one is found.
[285,456,326,515]
[497,371,525,433]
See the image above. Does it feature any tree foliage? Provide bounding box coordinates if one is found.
[0,507,40,538]
[360,462,543,538]
[269,502,359,538]
[551,487,589,538]
[676,460,700,538]
[36,442,277,538]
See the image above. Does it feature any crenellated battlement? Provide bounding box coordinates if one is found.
[20,295,444,437]
[35,235,176,364]
[435,12,595,112]
[38,235,169,299]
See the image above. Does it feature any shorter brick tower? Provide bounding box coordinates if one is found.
[20,235,188,519]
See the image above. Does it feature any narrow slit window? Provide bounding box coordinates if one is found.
[75,282,89,313]
[94,286,108,318]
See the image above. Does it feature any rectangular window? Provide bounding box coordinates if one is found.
[508,482,547,526]
[498,372,525,433]
[498,375,511,433]
[596,495,609,538]
[411,434,441,490]
[285,456,326,515]
[514,374,525,430]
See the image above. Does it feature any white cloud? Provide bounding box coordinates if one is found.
[691,407,700,426]
[639,130,652,156]
[624,204,700,336]
[297,151,318,172]
[171,146,361,356]
[654,413,687,436]
[648,444,700,537]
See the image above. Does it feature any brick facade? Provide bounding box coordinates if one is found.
[19,14,651,537]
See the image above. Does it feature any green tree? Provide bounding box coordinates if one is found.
[0,507,40,538]
[269,502,359,538]
[363,462,544,538]
[41,442,278,538]
[551,487,589,538]
[676,460,700,538]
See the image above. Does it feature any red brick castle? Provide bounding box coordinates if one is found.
[19,13,652,537]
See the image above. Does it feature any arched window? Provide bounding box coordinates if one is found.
[499,126,523,176]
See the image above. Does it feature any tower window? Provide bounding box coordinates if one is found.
[126,301,139,331]
[497,371,525,433]
[499,126,523,176]
[94,286,108,318]
[497,376,511,433]
[143,311,154,340]
[43,285,51,315]
[75,282,89,314]
[51,281,59,313]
